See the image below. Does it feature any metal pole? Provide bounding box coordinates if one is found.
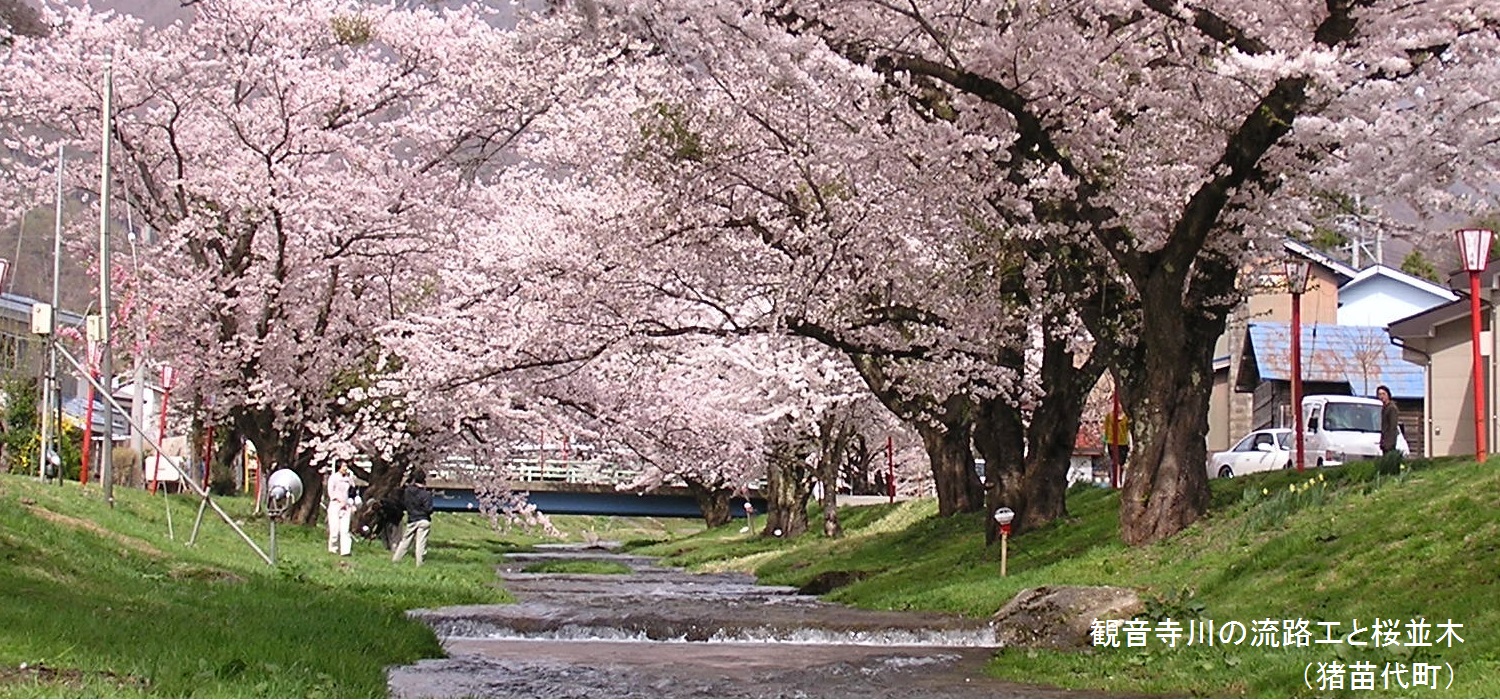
[1292,291,1306,471]
[55,344,273,565]
[188,493,210,545]
[98,54,115,507]
[39,147,65,481]
[162,480,174,540]
[127,209,146,468]
[1471,270,1487,463]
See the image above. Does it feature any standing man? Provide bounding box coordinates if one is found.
[326,461,354,556]
[1376,385,1402,472]
[392,469,433,567]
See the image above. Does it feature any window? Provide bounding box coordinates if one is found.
[0,331,27,373]
[1324,403,1380,433]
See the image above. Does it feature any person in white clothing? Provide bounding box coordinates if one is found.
[326,462,355,556]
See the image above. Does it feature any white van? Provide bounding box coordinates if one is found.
[1301,394,1409,467]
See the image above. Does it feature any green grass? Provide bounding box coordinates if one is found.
[520,559,632,575]
[0,475,698,697]
[632,458,1500,697]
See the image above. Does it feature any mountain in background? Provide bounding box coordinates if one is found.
[1,201,97,314]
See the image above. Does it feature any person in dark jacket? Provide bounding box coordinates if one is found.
[391,470,434,566]
[1377,385,1403,473]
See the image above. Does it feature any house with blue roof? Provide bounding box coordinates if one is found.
[1234,322,1426,457]
[1208,240,1453,456]
[1208,240,1351,452]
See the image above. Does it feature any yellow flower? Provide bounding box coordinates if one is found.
[1262,488,1269,495]
[1289,483,1296,492]
[1318,473,1325,482]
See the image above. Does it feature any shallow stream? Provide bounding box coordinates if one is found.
[387,544,1081,698]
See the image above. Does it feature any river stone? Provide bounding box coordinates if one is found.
[990,586,1143,650]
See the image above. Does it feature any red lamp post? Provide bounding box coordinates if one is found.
[1456,228,1493,463]
[1285,257,1312,472]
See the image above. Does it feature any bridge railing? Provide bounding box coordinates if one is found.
[451,458,643,485]
[427,457,770,498]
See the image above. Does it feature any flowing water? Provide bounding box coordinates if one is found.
[387,544,1083,698]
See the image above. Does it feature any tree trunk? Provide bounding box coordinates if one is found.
[912,393,983,516]
[1117,362,1215,545]
[840,433,878,496]
[971,317,1104,539]
[351,454,415,543]
[1114,266,1228,545]
[763,439,811,538]
[280,445,320,525]
[237,411,322,525]
[211,429,244,494]
[1022,332,1104,526]
[684,476,733,528]
[972,395,1024,545]
[814,415,849,538]
[847,354,983,516]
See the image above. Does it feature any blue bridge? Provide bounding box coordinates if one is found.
[426,460,765,518]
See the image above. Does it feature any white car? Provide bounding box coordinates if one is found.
[1302,394,1409,466]
[1208,429,1293,479]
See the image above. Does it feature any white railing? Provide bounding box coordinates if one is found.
[429,456,641,486]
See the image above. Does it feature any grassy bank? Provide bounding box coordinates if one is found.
[633,458,1500,697]
[0,474,698,698]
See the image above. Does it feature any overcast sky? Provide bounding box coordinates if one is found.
[89,1,193,26]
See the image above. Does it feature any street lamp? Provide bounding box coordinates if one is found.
[1284,257,1312,472]
[1456,228,1493,463]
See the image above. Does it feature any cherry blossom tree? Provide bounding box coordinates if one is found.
[571,0,1500,544]
[0,0,596,522]
[524,1,1110,540]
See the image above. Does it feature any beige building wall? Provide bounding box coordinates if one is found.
[1207,267,1343,452]
[1424,321,1482,456]
[1207,369,1231,451]
[1244,272,1340,325]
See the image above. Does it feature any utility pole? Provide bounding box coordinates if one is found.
[128,212,145,467]
[98,55,115,506]
[1343,194,1382,269]
[39,147,64,481]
